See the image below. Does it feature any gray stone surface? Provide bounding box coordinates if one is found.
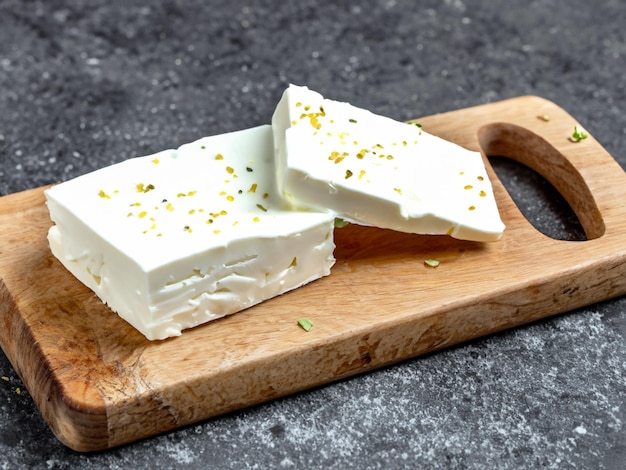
[1,0,625,468]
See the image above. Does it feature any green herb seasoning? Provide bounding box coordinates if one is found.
[571,125,588,142]
[297,318,313,332]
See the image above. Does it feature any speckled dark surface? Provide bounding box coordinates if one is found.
[1,1,625,468]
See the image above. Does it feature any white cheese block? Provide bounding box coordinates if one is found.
[272,84,505,242]
[45,125,335,340]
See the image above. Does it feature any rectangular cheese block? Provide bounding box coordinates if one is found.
[45,125,335,340]
[272,84,505,242]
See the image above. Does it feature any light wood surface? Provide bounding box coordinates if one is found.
[1,96,625,452]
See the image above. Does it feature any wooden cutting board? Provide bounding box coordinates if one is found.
[1,96,625,452]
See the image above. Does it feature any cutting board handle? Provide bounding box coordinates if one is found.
[477,122,605,240]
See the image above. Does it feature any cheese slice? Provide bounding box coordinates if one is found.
[45,125,335,340]
[272,84,505,242]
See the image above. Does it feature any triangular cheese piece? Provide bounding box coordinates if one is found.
[45,125,335,340]
[272,84,505,242]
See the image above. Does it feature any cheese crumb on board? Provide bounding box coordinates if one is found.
[45,125,335,340]
[272,84,505,242]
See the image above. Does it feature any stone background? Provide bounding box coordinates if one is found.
[1,1,625,468]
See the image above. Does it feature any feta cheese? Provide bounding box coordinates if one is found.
[272,84,505,242]
[45,125,335,340]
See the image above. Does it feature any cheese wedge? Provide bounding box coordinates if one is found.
[45,125,335,340]
[272,84,505,242]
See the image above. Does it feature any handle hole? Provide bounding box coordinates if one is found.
[478,122,605,241]
[488,156,586,241]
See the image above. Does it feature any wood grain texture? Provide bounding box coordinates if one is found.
[1,96,625,452]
